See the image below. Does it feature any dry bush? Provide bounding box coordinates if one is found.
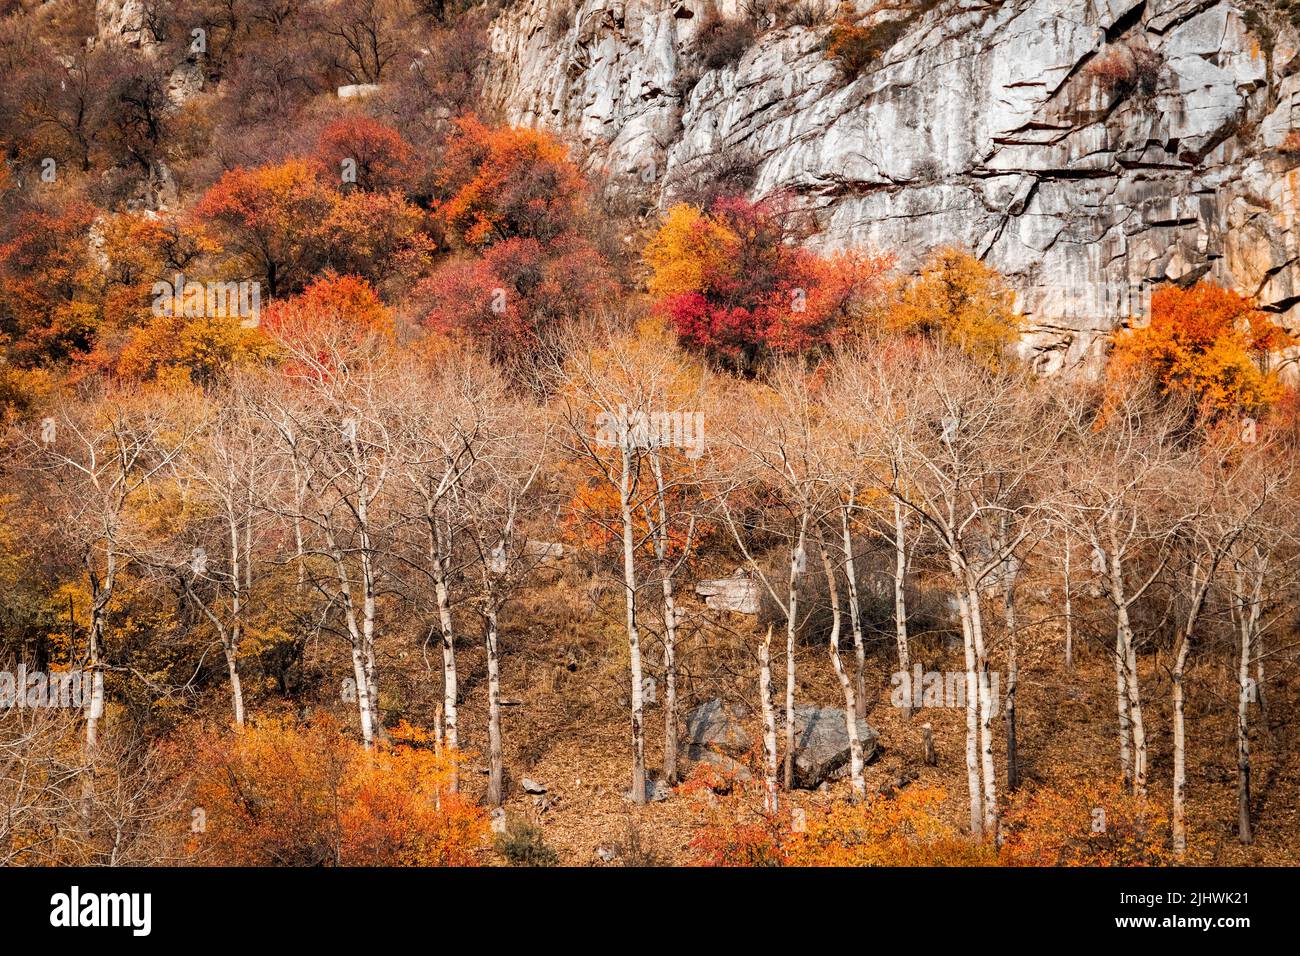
[826,15,909,80]
[999,779,1186,866]
[696,4,757,70]
[1085,45,1161,96]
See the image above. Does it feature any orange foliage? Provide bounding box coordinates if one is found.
[324,189,436,293]
[1108,281,1293,417]
[999,779,1181,866]
[192,160,335,298]
[434,115,588,248]
[787,788,997,866]
[0,199,100,368]
[180,714,487,866]
[314,115,415,193]
[886,246,1022,364]
[264,273,393,339]
[687,783,994,867]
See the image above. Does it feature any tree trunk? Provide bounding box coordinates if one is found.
[224,644,245,728]
[759,625,779,813]
[485,606,504,807]
[661,586,678,785]
[1115,622,1132,789]
[893,499,911,682]
[966,580,999,838]
[1171,636,1190,860]
[620,448,646,804]
[783,521,807,791]
[1005,572,1019,793]
[1234,564,1258,845]
[949,564,983,838]
[432,553,458,789]
[1063,537,1073,671]
[840,500,866,717]
[821,547,864,799]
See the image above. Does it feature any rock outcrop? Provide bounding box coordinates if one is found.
[679,697,881,787]
[487,0,1300,374]
[788,704,881,788]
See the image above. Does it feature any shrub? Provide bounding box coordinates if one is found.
[434,116,589,249]
[999,779,1183,866]
[826,15,909,80]
[547,5,573,38]
[688,785,995,866]
[696,5,757,70]
[495,817,560,866]
[180,714,487,866]
[1085,45,1162,96]
[1279,130,1300,155]
[645,195,891,371]
[785,0,826,28]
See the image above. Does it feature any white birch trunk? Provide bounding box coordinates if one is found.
[759,625,779,813]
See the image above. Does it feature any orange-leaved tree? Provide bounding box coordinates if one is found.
[434,115,589,248]
[193,160,335,298]
[1107,280,1294,418]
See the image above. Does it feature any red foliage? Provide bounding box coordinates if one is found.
[263,272,394,353]
[314,115,415,193]
[420,235,615,362]
[648,195,890,370]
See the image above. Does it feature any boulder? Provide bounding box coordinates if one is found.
[337,83,382,99]
[678,697,754,782]
[788,706,881,790]
[695,569,761,614]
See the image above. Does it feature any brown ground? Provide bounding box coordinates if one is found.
[361,561,1299,866]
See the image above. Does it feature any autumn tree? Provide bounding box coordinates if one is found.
[1108,281,1294,418]
[193,159,334,298]
[885,246,1022,365]
[434,116,589,249]
[557,321,711,803]
[313,114,414,193]
[645,196,889,371]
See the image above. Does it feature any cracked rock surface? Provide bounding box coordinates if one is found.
[487,0,1300,374]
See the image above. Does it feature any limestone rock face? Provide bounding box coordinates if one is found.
[486,0,1300,375]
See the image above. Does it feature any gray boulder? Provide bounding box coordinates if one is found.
[678,697,755,782]
[789,706,881,790]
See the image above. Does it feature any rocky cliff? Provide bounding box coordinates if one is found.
[486,0,1300,374]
